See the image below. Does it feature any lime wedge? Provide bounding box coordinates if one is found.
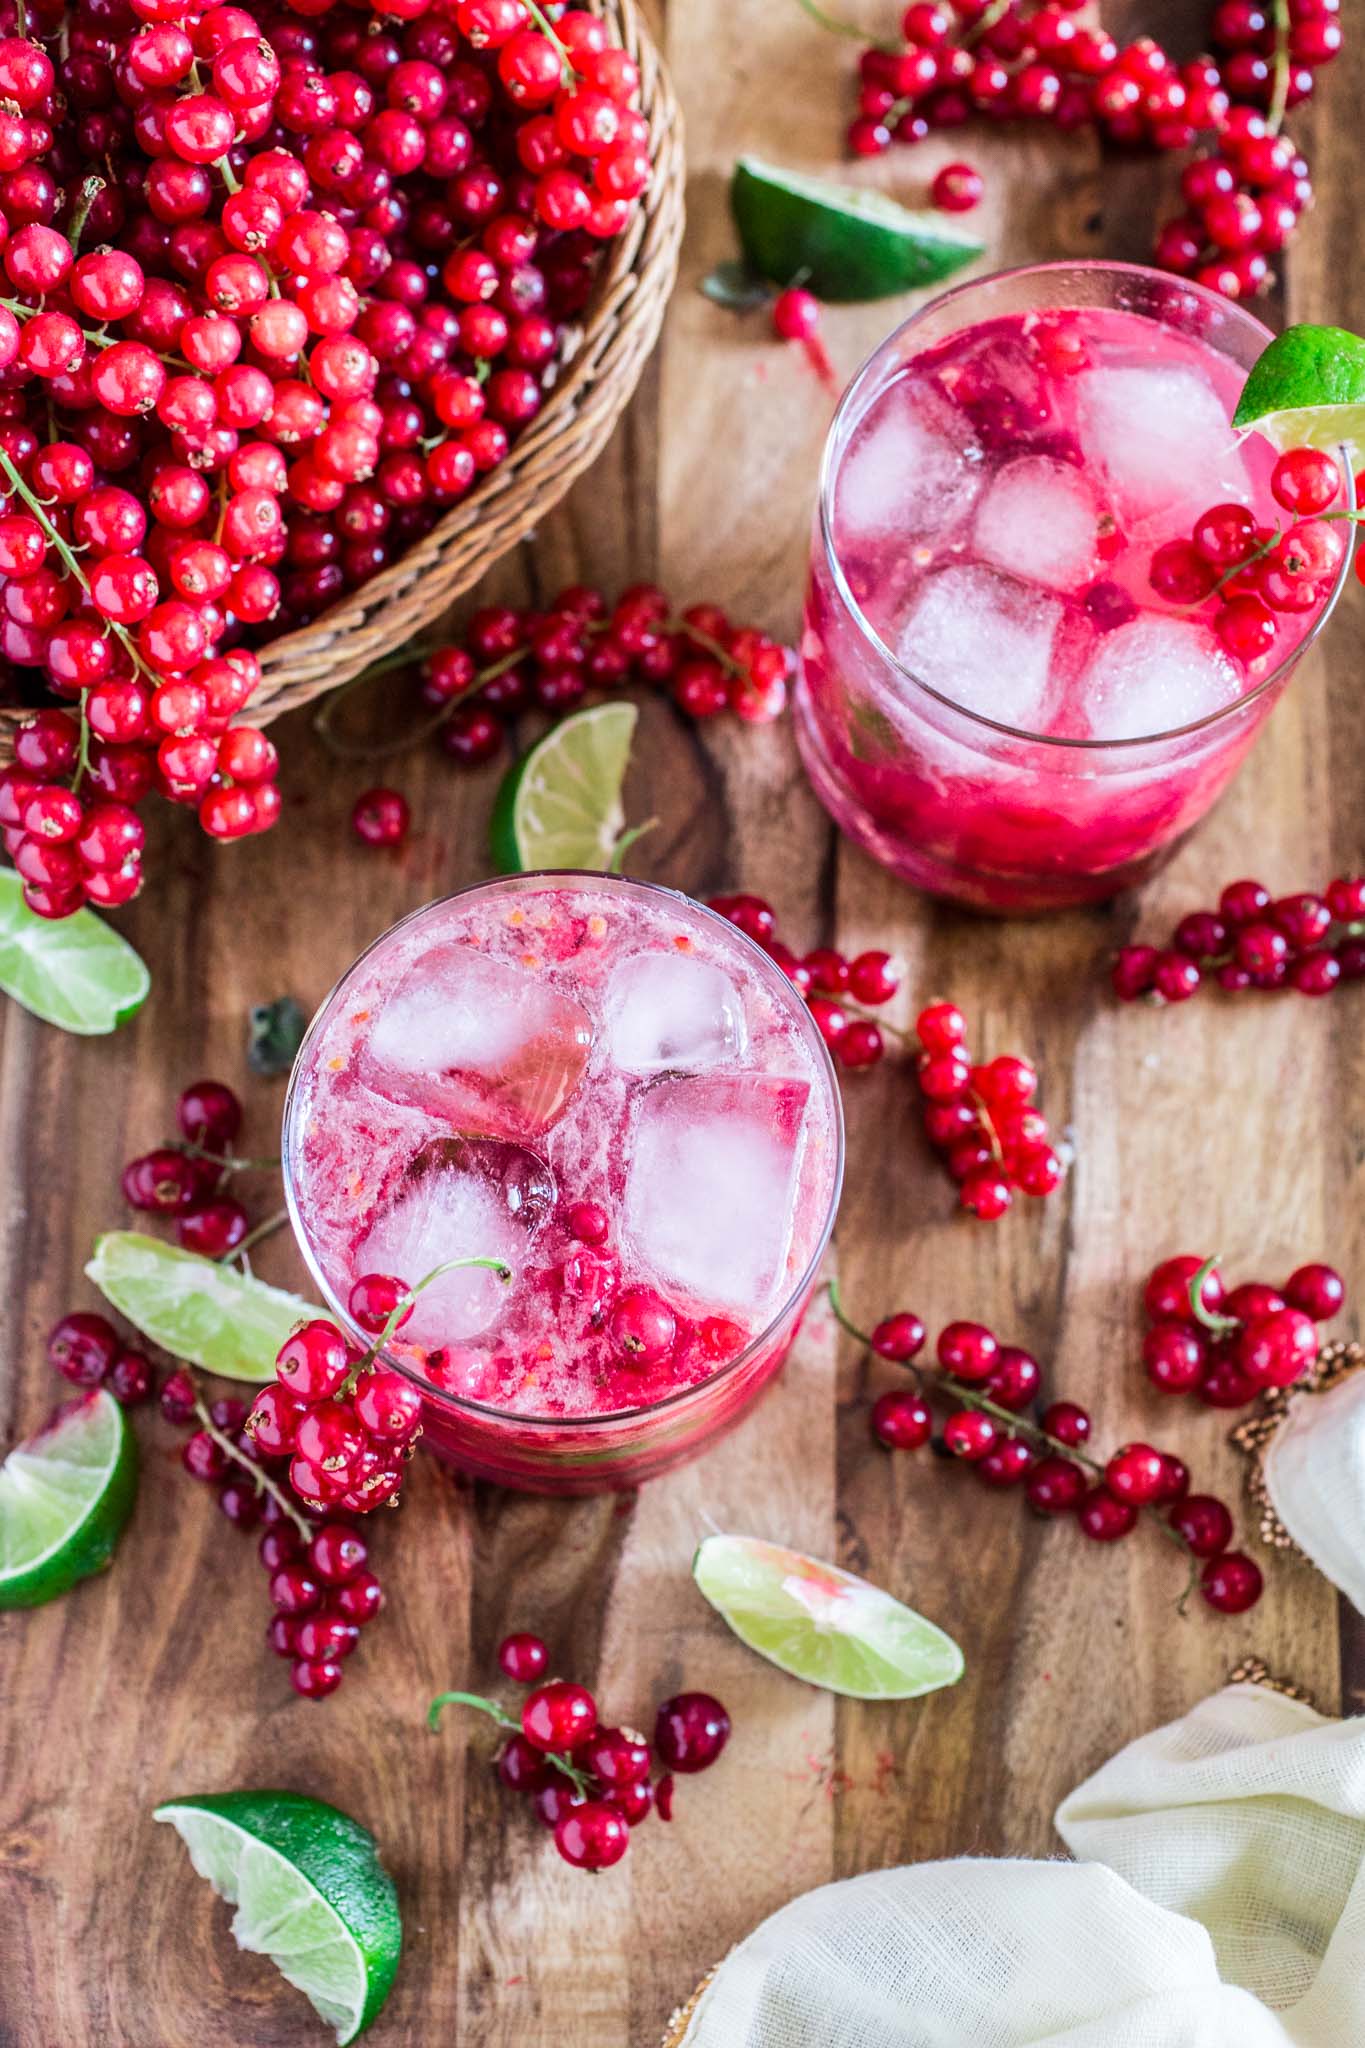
[86,1231,318,1383]
[489,701,637,872]
[0,1389,137,1608]
[0,868,149,1034]
[693,1533,964,1700]
[154,1791,402,2045]
[1232,323,1365,460]
[730,155,984,302]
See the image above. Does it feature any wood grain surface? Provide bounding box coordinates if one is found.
[3,3,1363,2044]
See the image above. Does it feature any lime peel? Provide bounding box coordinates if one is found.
[0,869,149,1035]
[730,155,984,303]
[0,1389,138,1608]
[154,1790,402,2045]
[489,700,638,872]
[693,1532,964,1700]
[1232,322,1365,463]
[86,1231,318,1383]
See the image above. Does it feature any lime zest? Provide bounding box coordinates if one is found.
[0,870,150,1035]
[0,1390,138,1608]
[86,1231,319,1383]
[154,1790,402,2045]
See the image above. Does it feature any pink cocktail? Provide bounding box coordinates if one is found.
[282,874,843,1495]
[795,262,1352,913]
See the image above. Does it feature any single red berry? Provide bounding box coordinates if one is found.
[309,1524,368,1585]
[1200,1551,1263,1613]
[846,949,900,1004]
[498,1632,550,1684]
[554,1799,630,1870]
[936,1321,999,1382]
[916,1001,966,1052]
[1078,1488,1137,1541]
[177,1080,242,1149]
[276,1320,351,1401]
[1283,1263,1345,1321]
[870,1311,926,1361]
[497,1734,551,1795]
[771,287,821,342]
[943,1408,997,1461]
[984,1347,1041,1411]
[961,1169,1013,1220]
[1236,1306,1318,1388]
[108,1349,154,1404]
[608,1288,676,1366]
[871,1388,933,1450]
[654,1692,730,1773]
[1105,1442,1167,1506]
[1041,1400,1090,1447]
[291,1657,345,1700]
[1025,1455,1086,1514]
[347,1272,412,1335]
[1169,1494,1234,1557]
[976,1436,1034,1487]
[1143,1321,1207,1394]
[522,1680,597,1753]
[582,1725,652,1788]
[47,1310,120,1387]
[1143,1255,1224,1323]
[931,161,984,211]
[352,787,410,848]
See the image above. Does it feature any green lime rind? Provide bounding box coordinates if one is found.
[490,701,637,873]
[730,155,984,303]
[86,1231,317,1383]
[0,869,150,1035]
[0,1390,138,1609]
[154,1790,402,2046]
[693,1533,964,1701]
[1232,323,1365,460]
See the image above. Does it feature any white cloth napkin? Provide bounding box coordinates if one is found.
[680,1683,1365,2046]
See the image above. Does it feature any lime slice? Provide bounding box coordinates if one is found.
[154,1791,402,2045]
[1232,322,1365,460]
[730,155,984,302]
[0,868,149,1034]
[86,1231,318,1383]
[693,1533,964,1700]
[0,1389,137,1608]
[489,701,637,872]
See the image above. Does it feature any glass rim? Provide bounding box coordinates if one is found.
[817,256,1355,754]
[281,869,846,1433]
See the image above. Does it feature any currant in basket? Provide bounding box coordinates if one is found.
[837,1284,1262,1615]
[430,1637,730,1870]
[1114,870,1365,1003]
[0,1,658,920]
[1140,1252,1344,1406]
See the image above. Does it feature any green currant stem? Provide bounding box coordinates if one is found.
[426,1691,592,1792]
[965,0,1014,46]
[607,816,658,874]
[311,641,518,763]
[191,1385,314,1542]
[67,175,105,256]
[358,1255,513,1377]
[183,1141,283,1174]
[223,1205,291,1267]
[0,295,195,371]
[1188,1253,1240,1337]
[1267,0,1291,133]
[523,0,577,86]
[790,0,899,50]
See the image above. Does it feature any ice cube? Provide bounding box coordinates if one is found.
[361,944,592,1137]
[622,1074,809,1313]
[1075,364,1250,528]
[357,1136,555,1346]
[834,374,982,550]
[604,949,747,1075]
[974,456,1102,592]
[1077,615,1241,742]
[895,565,1064,731]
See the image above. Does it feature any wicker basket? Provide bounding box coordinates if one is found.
[0,0,683,762]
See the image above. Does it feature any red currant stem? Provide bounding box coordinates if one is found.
[426,1690,593,1789]
[1188,1254,1239,1336]
[789,0,898,50]
[181,1141,283,1174]
[358,1254,513,1374]
[665,616,746,681]
[838,998,908,1040]
[190,1385,314,1542]
[606,816,658,875]
[66,175,106,255]
[72,701,93,797]
[1267,0,1291,132]
[223,1204,290,1266]
[967,1090,1006,1165]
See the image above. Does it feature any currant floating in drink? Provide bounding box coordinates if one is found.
[283,875,843,1494]
[795,261,1353,914]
